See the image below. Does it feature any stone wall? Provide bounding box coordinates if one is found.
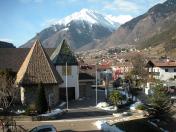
[23,84,59,107]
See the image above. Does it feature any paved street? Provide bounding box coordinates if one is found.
[16,89,111,132]
[16,117,114,132]
[58,89,112,119]
[60,107,112,119]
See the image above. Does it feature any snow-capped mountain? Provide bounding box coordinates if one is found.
[21,9,121,49]
[55,8,120,30]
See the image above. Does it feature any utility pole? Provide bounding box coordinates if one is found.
[105,70,108,99]
[66,62,69,111]
[96,63,98,106]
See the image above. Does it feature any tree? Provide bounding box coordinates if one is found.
[130,54,148,87]
[113,77,123,88]
[146,82,171,118]
[109,90,123,111]
[35,83,48,114]
[0,69,18,112]
[124,74,136,101]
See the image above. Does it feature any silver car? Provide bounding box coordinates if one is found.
[29,125,57,132]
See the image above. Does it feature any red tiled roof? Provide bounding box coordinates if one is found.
[150,60,176,67]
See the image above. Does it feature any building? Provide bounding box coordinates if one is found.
[146,60,176,81]
[79,72,95,98]
[0,39,96,106]
[111,62,133,80]
[50,40,79,100]
[15,40,63,106]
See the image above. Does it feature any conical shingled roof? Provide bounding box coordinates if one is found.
[50,40,78,66]
[16,39,63,85]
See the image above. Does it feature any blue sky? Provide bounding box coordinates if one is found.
[0,0,166,47]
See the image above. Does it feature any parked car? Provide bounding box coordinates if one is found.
[29,125,57,132]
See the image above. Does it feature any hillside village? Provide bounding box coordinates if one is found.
[0,0,176,131]
[0,38,176,131]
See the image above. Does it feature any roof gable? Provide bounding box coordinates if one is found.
[16,40,63,85]
[50,40,78,65]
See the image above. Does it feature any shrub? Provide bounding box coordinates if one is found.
[136,104,146,110]
[35,83,48,114]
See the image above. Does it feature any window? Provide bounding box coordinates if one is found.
[165,69,168,72]
[62,66,72,75]
[174,69,176,72]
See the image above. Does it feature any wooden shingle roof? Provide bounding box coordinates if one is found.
[16,40,63,85]
[50,40,78,66]
[0,48,55,72]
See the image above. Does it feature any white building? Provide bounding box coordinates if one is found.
[146,60,176,81]
[50,40,79,100]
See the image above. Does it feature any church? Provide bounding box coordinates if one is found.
[0,39,80,107]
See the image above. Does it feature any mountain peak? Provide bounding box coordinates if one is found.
[51,8,120,30]
[22,9,123,49]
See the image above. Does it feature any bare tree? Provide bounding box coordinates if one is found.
[0,70,18,112]
[130,54,148,87]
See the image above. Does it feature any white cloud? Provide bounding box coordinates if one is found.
[148,0,166,6]
[104,0,139,13]
[106,15,133,24]
[0,38,13,43]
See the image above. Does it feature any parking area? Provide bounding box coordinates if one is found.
[59,89,112,119]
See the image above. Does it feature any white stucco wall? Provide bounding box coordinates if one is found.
[159,67,176,80]
[56,65,79,99]
[149,67,176,80]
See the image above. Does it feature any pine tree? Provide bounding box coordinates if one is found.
[146,83,171,118]
[35,83,48,114]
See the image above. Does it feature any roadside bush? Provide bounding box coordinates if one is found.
[136,104,146,110]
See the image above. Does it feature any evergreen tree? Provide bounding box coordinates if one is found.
[146,83,171,118]
[109,90,123,111]
[35,83,48,114]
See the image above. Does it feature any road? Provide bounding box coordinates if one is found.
[16,116,114,132]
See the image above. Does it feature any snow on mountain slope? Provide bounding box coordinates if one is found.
[105,15,133,24]
[22,8,128,49]
[51,8,120,30]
